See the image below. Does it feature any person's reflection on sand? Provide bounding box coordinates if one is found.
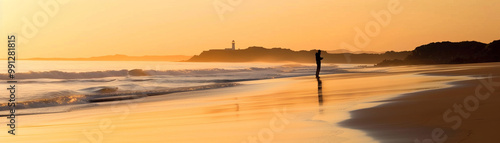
[317,77,324,113]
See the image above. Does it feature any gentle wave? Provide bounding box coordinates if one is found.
[0,83,238,111]
[0,64,351,114]
[0,65,330,80]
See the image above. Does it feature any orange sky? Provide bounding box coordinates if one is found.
[1,0,499,58]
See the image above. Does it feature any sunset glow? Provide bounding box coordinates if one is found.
[1,0,499,58]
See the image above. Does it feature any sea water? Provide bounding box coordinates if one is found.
[0,60,362,114]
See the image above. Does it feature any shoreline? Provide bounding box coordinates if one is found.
[340,62,500,143]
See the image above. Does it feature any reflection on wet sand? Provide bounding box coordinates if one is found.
[317,77,324,114]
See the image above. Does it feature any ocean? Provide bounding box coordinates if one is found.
[0,60,364,115]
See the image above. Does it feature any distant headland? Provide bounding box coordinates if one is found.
[186,47,410,64]
[188,39,500,65]
[376,39,500,66]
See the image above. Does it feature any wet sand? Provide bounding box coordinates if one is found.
[341,62,500,143]
[1,63,499,143]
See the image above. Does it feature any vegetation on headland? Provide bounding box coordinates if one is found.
[186,47,411,64]
[376,40,500,66]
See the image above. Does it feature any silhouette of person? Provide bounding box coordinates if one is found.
[315,50,323,78]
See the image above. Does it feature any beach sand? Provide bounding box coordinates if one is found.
[342,62,500,143]
[1,62,499,143]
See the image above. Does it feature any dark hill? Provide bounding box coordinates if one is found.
[476,40,500,62]
[186,46,410,64]
[377,40,500,66]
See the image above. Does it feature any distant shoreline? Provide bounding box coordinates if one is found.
[22,54,192,62]
[14,39,500,65]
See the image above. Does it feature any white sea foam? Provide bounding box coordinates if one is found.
[0,64,342,80]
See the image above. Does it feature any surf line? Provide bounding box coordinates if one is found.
[6,35,17,135]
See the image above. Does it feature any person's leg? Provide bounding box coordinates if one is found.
[316,62,321,78]
[318,62,321,76]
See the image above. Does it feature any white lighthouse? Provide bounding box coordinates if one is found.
[232,40,235,50]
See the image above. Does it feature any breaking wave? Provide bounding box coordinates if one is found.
[0,65,342,80]
[0,63,353,115]
[0,83,238,111]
